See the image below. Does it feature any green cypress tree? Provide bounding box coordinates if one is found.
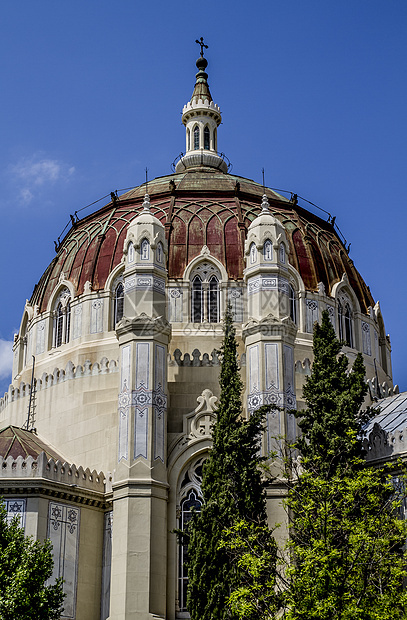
[186,306,272,620]
[296,309,370,476]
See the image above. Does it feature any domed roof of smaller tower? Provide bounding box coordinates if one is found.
[248,194,285,232]
[245,193,289,260]
[129,192,164,228]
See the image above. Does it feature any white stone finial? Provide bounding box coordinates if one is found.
[261,194,270,214]
[142,193,152,213]
[199,245,211,256]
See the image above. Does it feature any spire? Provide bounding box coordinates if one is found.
[191,38,213,105]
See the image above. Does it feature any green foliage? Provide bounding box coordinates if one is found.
[0,502,64,620]
[219,519,281,620]
[285,463,407,620]
[186,305,271,620]
[286,309,407,619]
[220,309,407,620]
[296,309,370,477]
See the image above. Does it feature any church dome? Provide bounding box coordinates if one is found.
[2,45,394,620]
[30,167,373,313]
[26,47,374,315]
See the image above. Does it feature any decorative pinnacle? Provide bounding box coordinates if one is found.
[142,193,152,213]
[261,194,271,214]
[195,37,208,57]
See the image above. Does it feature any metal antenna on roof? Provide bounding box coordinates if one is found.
[262,168,265,193]
[145,167,149,194]
[25,356,36,432]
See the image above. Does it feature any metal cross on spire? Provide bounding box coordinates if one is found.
[195,37,208,57]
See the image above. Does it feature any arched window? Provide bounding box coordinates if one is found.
[338,300,344,341]
[187,128,190,151]
[65,301,71,344]
[114,283,124,326]
[338,297,353,347]
[250,242,257,264]
[264,239,273,261]
[279,242,286,264]
[55,303,64,348]
[344,304,353,347]
[156,242,163,264]
[213,128,217,151]
[141,239,150,261]
[193,125,200,150]
[128,241,134,263]
[208,276,219,323]
[178,458,205,613]
[192,276,203,322]
[204,126,210,150]
[178,489,202,611]
[22,335,28,368]
[190,262,222,323]
[289,285,297,324]
[19,316,29,371]
[53,288,71,348]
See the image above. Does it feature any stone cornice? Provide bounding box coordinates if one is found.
[242,314,298,341]
[115,314,171,339]
[0,452,112,509]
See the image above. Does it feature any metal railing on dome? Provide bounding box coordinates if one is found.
[170,150,232,173]
[53,175,349,253]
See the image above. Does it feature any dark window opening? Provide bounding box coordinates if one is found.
[114,283,124,326]
[178,489,202,612]
[208,276,219,323]
[192,276,203,322]
[193,126,199,150]
[204,126,210,150]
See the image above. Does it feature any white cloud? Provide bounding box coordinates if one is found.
[10,155,75,186]
[0,340,13,380]
[19,188,33,205]
[7,153,75,205]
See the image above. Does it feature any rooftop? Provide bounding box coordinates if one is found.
[0,426,66,461]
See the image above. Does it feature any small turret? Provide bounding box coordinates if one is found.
[122,192,168,319]
[244,193,291,321]
[175,41,228,173]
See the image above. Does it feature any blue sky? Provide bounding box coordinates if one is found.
[0,1,406,395]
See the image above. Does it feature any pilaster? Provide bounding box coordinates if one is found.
[109,196,171,619]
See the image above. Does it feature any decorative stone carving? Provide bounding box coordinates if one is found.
[200,245,210,257]
[184,389,218,440]
[242,314,297,340]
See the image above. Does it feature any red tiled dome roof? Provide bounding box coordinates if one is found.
[30,167,374,313]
